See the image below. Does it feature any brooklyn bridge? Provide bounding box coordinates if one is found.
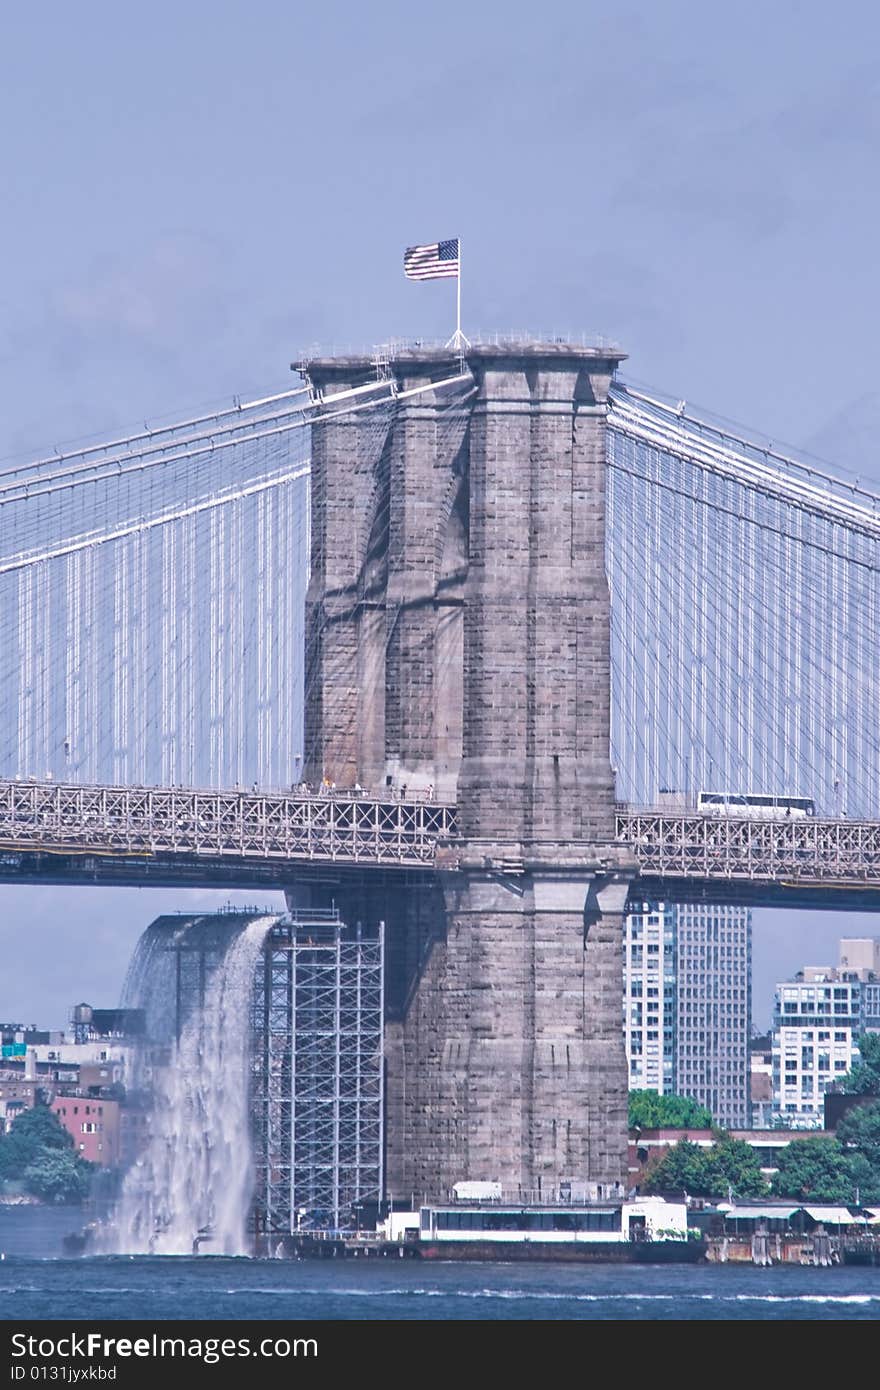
[2,337,878,1192]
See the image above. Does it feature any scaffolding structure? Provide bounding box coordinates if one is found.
[251,910,384,1236]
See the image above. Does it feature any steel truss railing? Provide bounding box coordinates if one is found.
[617,810,880,888]
[0,779,455,868]
[4,778,880,888]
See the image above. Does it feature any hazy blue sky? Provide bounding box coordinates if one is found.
[1,1,879,1029]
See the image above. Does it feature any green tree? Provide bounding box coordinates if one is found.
[845,1151,880,1204]
[0,1105,94,1204]
[770,1137,856,1203]
[23,1149,92,1204]
[705,1137,769,1199]
[836,1100,880,1164]
[0,1104,73,1178]
[642,1138,713,1194]
[842,1034,880,1095]
[643,1135,768,1198]
[834,1100,880,1202]
[628,1091,714,1130]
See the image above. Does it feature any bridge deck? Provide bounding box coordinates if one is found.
[2,782,880,895]
[615,809,880,894]
[0,781,455,869]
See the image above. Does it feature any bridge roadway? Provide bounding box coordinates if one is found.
[1,780,880,908]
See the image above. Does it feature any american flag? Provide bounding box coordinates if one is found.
[403,238,460,280]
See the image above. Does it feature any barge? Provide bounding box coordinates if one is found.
[256,1194,705,1263]
[405,1194,703,1263]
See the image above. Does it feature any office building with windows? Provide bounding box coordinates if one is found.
[624,901,752,1128]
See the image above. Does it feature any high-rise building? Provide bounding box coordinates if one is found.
[839,938,880,976]
[675,904,752,1128]
[749,1035,774,1128]
[862,982,880,1031]
[624,901,752,1128]
[772,970,861,1128]
[623,902,676,1096]
[770,937,879,1128]
[839,938,880,1032]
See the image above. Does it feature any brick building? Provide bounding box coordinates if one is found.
[51,1096,121,1167]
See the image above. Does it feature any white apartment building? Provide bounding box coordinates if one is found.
[771,937,879,1128]
[772,971,861,1128]
[624,901,676,1095]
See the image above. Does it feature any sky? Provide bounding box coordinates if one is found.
[1,0,879,1030]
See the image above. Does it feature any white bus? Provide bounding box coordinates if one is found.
[697,792,815,819]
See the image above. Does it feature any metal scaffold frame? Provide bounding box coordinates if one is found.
[251,912,384,1238]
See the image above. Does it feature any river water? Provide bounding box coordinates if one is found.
[0,1209,876,1320]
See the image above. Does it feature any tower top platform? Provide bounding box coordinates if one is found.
[295,334,627,378]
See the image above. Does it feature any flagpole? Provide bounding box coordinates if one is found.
[447,238,468,353]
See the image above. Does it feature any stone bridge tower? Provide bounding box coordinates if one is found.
[298,340,635,1199]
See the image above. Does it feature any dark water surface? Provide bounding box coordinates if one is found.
[0,1208,877,1320]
